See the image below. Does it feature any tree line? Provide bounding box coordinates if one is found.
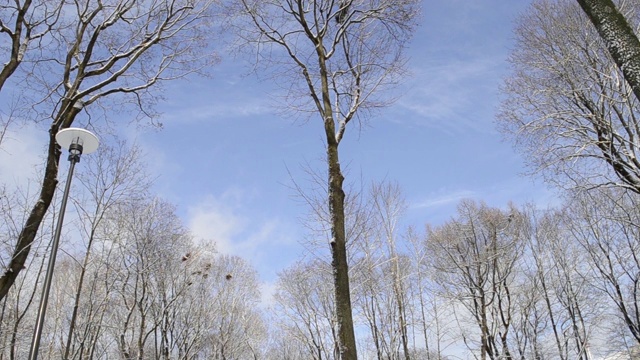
[3,157,640,359]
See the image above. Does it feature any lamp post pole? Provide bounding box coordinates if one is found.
[28,128,99,360]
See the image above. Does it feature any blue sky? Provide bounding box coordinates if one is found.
[1,0,557,290]
[130,0,556,283]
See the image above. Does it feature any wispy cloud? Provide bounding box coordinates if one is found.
[412,189,477,209]
[158,72,272,125]
[394,56,503,134]
[385,0,519,135]
[186,189,299,279]
[411,178,559,218]
[162,97,271,124]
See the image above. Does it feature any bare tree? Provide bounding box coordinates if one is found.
[20,189,267,359]
[427,201,524,360]
[565,187,640,347]
[517,207,568,360]
[0,179,58,359]
[0,0,62,92]
[103,197,201,360]
[264,334,313,360]
[231,1,419,358]
[0,0,219,301]
[519,206,605,360]
[368,180,410,360]
[529,206,600,360]
[62,140,151,360]
[499,0,640,194]
[203,255,266,360]
[272,259,338,360]
[351,236,398,359]
[405,227,452,360]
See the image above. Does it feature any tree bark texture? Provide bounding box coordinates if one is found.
[576,0,640,102]
[316,21,357,358]
[326,123,357,360]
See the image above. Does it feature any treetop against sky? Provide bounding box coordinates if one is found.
[0,0,550,285]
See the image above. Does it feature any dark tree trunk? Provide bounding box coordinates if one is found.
[0,102,80,301]
[315,26,357,360]
[326,133,357,360]
[576,0,640,102]
[0,0,31,92]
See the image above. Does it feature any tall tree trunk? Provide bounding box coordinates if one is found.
[0,103,80,301]
[326,137,357,360]
[576,0,640,102]
[316,28,357,359]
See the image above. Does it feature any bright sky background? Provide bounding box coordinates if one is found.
[1,0,558,295]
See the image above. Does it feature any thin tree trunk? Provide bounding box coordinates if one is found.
[64,223,99,359]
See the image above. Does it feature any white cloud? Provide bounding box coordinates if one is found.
[237,219,281,253]
[0,124,47,188]
[186,190,298,264]
[187,193,247,254]
[259,281,278,308]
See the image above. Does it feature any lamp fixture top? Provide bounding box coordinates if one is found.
[55,128,99,154]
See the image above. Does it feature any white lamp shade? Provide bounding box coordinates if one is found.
[55,128,99,154]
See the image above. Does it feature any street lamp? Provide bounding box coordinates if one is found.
[28,128,99,360]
